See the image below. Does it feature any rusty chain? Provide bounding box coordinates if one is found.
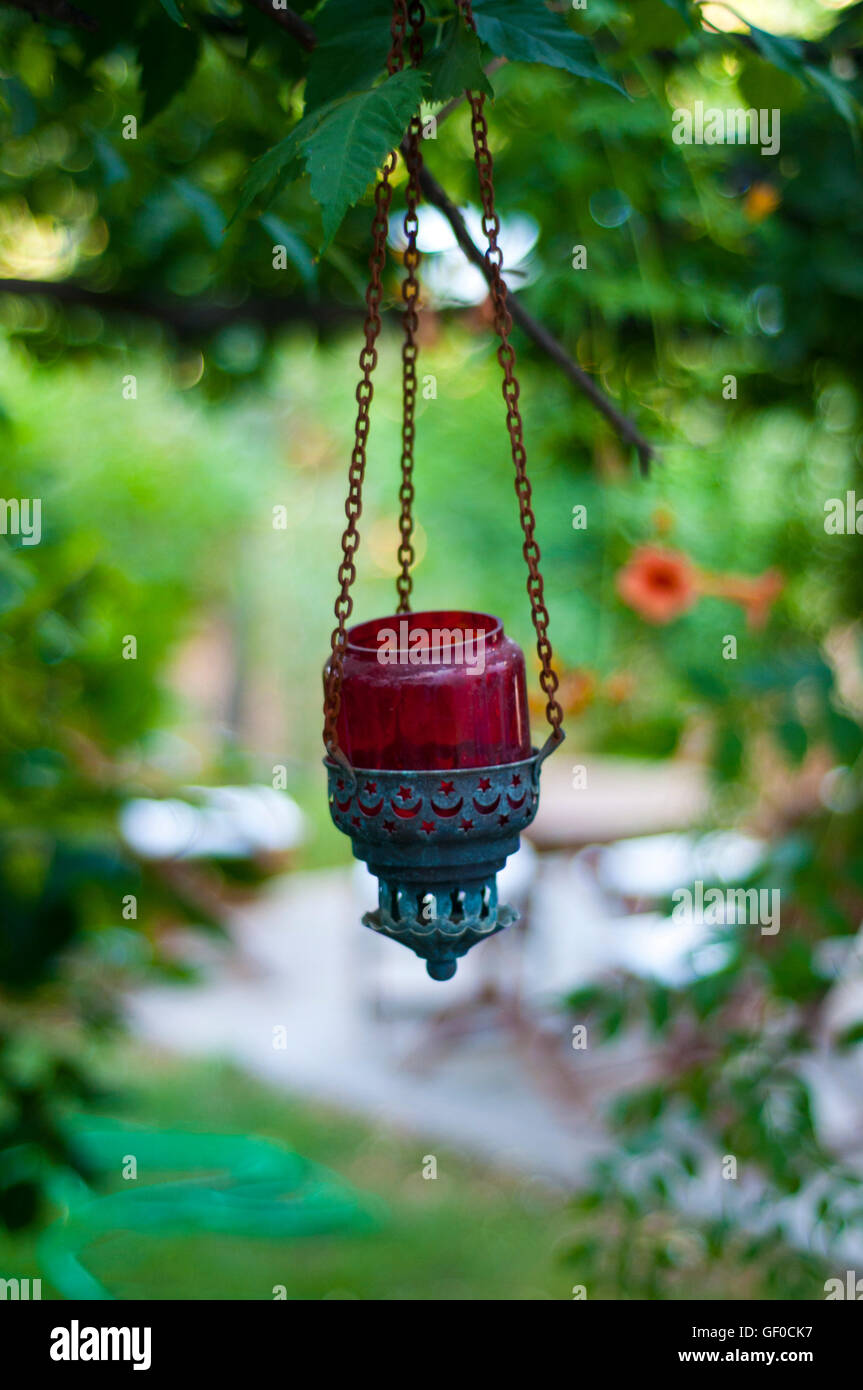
[395,1,425,613]
[455,0,564,744]
[323,1,409,760]
[324,0,563,757]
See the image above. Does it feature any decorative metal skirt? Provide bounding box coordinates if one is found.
[325,750,546,980]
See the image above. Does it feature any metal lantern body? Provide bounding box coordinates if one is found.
[325,611,547,979]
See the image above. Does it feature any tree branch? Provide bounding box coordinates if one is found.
[243,0,656,471]
[8,0,655,467]
[414,158,655,473]
[244,0,315,51]
[434,55,508,124]
[2,0,96,28]
[0,278,362,334]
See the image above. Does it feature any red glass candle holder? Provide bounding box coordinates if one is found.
[331,609,531,770]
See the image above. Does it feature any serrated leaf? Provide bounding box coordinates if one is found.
[228,126,310,227]
[426,20,493,103]
[305,0,394,113]
[231,71,422,246]
[303,70,424,248]
[471,0,625,94]
[138,22,200,125]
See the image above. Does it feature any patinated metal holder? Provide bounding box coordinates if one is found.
[325,737,560,980]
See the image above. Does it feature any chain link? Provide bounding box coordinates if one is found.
[455,0,564,743]
[324,0,563,754]
[323,1,409,757]
[395,1,425,613]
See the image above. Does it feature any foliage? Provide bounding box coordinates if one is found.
[0,0,859,394]
[0,348,278,1230]
[0,0,862,1293]
[564,793,863,1289]
[0,1052,831,1298]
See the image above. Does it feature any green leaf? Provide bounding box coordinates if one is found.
[425,20,493,103]
[303,70,424,248]
[470,0,625,94]
[737,54,805,117]
[228,126,310,227]
[805,65,861,144]
[231,71,423,246]
[305,0,394,113]
[745,25,806,81]
[157,0,187,26]
[137,22,200,125]
[742,22,859,136]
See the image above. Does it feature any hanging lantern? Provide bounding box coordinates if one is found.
[322,0,564,980]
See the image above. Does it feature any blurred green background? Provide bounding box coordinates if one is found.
[1,0,862,1300]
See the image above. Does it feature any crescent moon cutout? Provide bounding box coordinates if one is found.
[358,798,384,817]
[335,796,352,813]
[391,798,422,818]
[506,792,526,810]
[472,793,501,815]
[430,796,464,817]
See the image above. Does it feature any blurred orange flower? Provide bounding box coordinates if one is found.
[603,671,636,704]
[616,545,699,624]
[698,566,784,630]
[744,182,781,223]
[617,546,785,630]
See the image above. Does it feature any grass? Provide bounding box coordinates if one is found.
[0,1050,831,1301]
[1,1052,574,1300]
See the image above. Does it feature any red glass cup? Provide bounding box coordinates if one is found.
[329,609,531,771]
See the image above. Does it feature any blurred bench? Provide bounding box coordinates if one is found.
[526,755,711,853]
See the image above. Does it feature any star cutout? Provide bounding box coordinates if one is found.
[365,781,377,794]
[438,779,455,795]
[337,778,345,791]
[460,817,474,831]
[383,820,395,834]
[498,813,509,826]
[397,785,413,801]
[351,815,361,828]
[511,773,522,787]
[421,820,436,835]
[478,776,491,791]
